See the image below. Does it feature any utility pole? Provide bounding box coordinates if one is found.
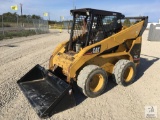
[73,0,76,9]
[48,12,50,21]
[20,3,23,27]
[20,3,23,16]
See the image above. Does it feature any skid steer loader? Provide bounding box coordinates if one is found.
[17,8,148,118]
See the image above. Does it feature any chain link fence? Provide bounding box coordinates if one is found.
[0,15,49,40]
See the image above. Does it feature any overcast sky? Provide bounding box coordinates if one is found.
[0,0,160,22]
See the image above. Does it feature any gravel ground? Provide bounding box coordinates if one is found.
[0,30,159,120]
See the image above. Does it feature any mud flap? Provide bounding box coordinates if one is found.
[17,64,76,118]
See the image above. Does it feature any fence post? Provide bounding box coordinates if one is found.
[39,19,40,33]
[27,17,30,30]
[17,15,18,27]
[2,15,4,36]
[32,19,37,34]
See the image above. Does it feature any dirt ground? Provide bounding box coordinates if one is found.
[0,30,159,120]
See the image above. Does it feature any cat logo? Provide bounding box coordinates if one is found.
[85,45,101,55]
[92,46,101,53]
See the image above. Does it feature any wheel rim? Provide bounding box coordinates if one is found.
[124,66,134,82]
[89,74,104,92]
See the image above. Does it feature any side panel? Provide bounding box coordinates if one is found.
[69,21,144,78]
[86,53,130,75]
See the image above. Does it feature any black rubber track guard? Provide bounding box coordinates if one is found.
[17,64,76,118]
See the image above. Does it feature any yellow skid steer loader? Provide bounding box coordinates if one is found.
[17,8,148,118]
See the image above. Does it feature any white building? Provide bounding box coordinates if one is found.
[147,19,160,29]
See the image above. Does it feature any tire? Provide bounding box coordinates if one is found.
[112,59,136,86]
[77,65,108,98]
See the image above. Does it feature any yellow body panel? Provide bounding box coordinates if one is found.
[49,21,144,82]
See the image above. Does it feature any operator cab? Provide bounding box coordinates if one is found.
[67,8,125,52]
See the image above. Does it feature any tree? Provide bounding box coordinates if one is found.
[123,18,131,27]
[2,12,18,22]
[31,14,41,19]
[21,15,27,18]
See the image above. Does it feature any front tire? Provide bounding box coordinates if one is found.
[77,65,108,98]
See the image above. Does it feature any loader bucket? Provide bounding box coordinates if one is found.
[17,64,76,118]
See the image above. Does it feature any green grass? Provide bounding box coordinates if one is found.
[0,30,42,40]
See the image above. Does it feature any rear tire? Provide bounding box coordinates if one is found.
[112,59,136,86]
[77,65,108,98]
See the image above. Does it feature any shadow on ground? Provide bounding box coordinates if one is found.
[72,82,87,105]
[135,54,159,81]
[73,76,117,106]
[6,44,18,47]
[73,78,117,107]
